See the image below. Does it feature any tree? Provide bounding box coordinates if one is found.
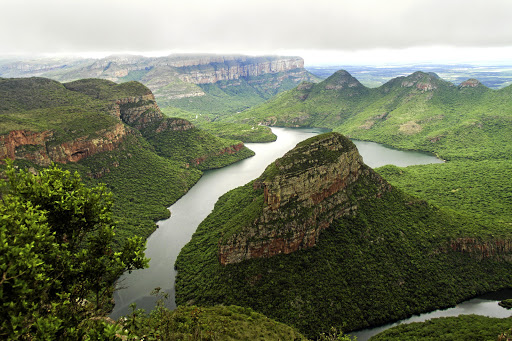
[0,161,148,339]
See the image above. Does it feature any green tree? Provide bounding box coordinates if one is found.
[0,161,148,339]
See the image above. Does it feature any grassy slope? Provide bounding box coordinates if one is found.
[232,71,512,161]
[175,147,512,338]
[160,106,277,143]
[131,304,307,340]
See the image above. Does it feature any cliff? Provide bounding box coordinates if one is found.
[218,133,391,265]
[0,78,251,171]
[174,56,305,84]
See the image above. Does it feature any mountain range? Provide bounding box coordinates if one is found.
[0,54,320,115]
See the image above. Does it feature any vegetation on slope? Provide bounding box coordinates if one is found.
[1,77,255,245]
[159,70,320,116]
[369,315,512,341]
[160,106,277,142]
[121,293,307,341]
[175,136,512,338]
[230,71,512,161]
[377,160,512,226]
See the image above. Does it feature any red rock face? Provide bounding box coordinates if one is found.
[218,133,392,265]
[0,130,54,165]
[448,238,512,261]
[459,79,481,88]
[0,123,128,166]
[47,123,127,164]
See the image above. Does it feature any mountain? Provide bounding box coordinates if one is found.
[232,70,512,161]
[0,54,320,116]
[0,77,254,241]
[175,132,512,338]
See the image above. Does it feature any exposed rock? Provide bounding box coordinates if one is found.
[0,123,128,166]
[218,133,392,265]
[447,237,512,261]
[0,130,54,166]
[115,94,163,130]
[459,79,482,88]
[47,123,127,164]
[176,57,305,84]
[189,143,244,167]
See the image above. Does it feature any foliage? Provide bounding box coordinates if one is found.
[377,160,512,226]
[119,289,307,340]
[228,70,512,161]
[140,125,255,171]
[499,299,512,309]
[369,315,512,341]
[175,160,512,338]
[159,69,319,116]
[0,161,148,339]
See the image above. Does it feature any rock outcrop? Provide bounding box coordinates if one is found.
[218,133,392,265]
[0,124,128,166]
[447,237,512,261]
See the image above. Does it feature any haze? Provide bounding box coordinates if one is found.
[2,0,512,65]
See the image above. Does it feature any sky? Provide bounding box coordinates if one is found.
[1,0,512,65]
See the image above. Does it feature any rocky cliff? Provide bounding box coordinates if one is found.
[175,56,305,84]
[218,133,392,265]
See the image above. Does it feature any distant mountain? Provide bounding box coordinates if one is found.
[0,77,254,241]
[232,70,512,160]
[0,54,320,115]
[175,132,512,338]
[306,64,512,89]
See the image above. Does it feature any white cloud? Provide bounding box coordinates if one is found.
[2,0,512,64]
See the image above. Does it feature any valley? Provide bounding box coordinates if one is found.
[1,60,512,340]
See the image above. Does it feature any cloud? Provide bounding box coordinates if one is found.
[1,0,512,57]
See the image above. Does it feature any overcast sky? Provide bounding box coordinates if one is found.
[2,0,512,65]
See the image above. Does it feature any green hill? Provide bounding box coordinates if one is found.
[0,77,254,243]
[370,315,512,341]
[175,133,512,338]
[232,70,512,161]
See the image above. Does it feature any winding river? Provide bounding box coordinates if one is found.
[111,127,509,340]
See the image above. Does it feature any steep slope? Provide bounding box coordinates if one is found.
[0,77,254,241]
[175,132,512,338]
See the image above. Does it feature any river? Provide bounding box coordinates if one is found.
[110,127,509,340]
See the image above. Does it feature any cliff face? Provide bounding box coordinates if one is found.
[0,124,128,166]
[218,133,392,265]
[0,87,163,166]
[448,237,512,261]
[176,57,305,84]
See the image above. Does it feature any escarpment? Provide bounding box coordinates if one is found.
[218,132,392,265]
